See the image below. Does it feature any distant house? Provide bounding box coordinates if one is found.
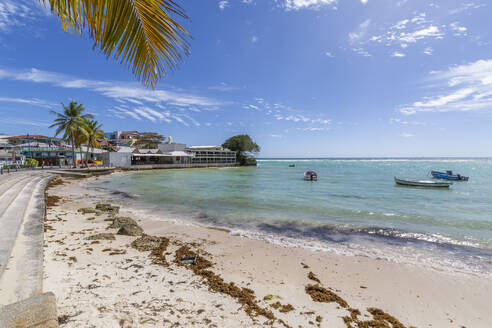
[104,131,141,147]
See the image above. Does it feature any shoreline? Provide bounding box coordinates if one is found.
[44,176,492,327]
[87,171,492,278]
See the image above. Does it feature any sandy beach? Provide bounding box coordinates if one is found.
[44,175,492,328]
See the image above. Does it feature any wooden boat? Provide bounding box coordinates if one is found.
[394,177,452,188]
[304,170,318,181]
[431,170,469,181]
[289,164,295,167]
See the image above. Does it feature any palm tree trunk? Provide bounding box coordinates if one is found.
[71,134,76,168]
[85,137,90,169]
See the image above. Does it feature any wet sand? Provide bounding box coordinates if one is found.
[44,177,492,327]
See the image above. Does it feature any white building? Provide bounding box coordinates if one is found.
[186,146,236,164]
[102,143,236,168]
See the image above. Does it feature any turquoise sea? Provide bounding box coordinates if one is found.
[90,158,492,276]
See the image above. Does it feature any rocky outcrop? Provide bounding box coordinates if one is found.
[117,224,143,236]
[86,233,115,240]
[77,207,95,214]
[95,203,119,215]
[131,235,162,251]
[108,217,138,229]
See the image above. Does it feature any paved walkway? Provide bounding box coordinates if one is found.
[0,171,54,305]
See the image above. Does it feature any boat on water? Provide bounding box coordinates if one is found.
[304,170,318,181]
[394,177,452,188]
[431,170,469,181]
[289,164,295,167]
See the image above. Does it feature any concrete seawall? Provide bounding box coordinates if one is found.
[0,292,58,328]
[0,171,59,327]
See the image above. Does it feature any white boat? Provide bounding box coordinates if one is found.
[304,170,318,181]
[394,177,452,188]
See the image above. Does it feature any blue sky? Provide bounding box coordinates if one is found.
[0,0,491,157]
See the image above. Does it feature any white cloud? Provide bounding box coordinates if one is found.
[304,127,328,131]
[270,134,282,138]
[325,51,334,57]
[392,52,405,57]
[284,0,337,11]
[399,59,492,115]
[349,19,371,41]
[208,82,240,92]
[0,68,221,109]
[0,0,36,32]
[352,47,371,57]
[449,22,467,36]
[423,47,433,55]
[449,2,484,15]
[0,117,50,127]
[285,114,310,122]
[218,0,229,10]
[398,133,414,138]
[251,35,258,43]
[360,0,368,4]
[0,96,55,108]
[354,12,474,56]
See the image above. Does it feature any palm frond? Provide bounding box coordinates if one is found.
[42,0,191,88]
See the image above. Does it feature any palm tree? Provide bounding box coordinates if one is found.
[50,101,93,168]
[83,120,105,167]
[41,0,191,88]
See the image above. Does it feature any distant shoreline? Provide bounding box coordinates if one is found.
[258,157,492,160]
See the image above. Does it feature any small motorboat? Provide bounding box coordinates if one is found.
[304,170,318,181]
[431,170,469,181]
[289,164,295,167]
[394,177,452,188]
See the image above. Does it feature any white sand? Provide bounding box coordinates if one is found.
[44,177,492,328]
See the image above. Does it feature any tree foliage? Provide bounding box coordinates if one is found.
[222,134,260,165]
[131,132,165,149]
[50,101,93,167]
[41,0,191,88]
[82,120,105,166]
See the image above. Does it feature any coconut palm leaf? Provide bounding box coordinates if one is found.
[41,0,191,88]
[50,101,93,167]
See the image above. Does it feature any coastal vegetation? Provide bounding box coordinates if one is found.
[222,134,260,166]
[80,120,105,167]
[41,0,191,87]
[129,132,165,149]
[50,101,94,168]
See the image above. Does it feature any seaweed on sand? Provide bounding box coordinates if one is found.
[270,302,294,313]
[305,272,414,328]
[307,271,321,283]
[150,237,170,266]
[174,245,292,328]
[305,284,349,308]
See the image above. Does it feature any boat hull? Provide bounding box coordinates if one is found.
[394,177,452,188]
[431,171,469,181]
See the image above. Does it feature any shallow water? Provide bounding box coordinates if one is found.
[90,158,492,276]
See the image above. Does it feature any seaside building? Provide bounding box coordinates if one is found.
[104,131,141,146]
[7,135,104,166]
[0,151,25,166]
[102,142,236,168]
[186,146,237,164]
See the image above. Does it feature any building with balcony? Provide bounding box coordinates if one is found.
[186,146,236,164]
